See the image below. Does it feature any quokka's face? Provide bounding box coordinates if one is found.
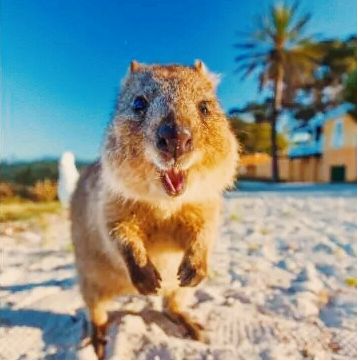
[104,61,238,202]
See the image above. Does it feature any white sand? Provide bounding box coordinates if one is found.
[0,184,356,359]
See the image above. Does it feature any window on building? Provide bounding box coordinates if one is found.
[331,119,344,148]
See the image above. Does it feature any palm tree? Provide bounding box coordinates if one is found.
[292,36,357,123]
[234,1,320,181]
[343,69,357,119]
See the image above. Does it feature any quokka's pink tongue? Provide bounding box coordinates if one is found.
[162,168,185,196]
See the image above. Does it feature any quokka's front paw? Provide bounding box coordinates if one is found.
[128,257,162,295]
[121,245,162,295]
[177,255,206,287]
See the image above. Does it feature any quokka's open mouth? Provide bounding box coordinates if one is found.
[160,167,186,197]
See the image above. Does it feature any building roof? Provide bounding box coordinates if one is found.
[288,104,353,158]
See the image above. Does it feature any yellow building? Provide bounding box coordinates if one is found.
[239,107,357,183]
[321,114,357,182]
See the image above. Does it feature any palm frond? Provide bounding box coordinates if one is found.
[233,42,260,49]
[234,61,260,75]
[234,52,267,63]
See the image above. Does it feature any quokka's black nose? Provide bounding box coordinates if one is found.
[156,122,193,160]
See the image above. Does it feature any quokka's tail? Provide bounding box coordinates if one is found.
[57,151,80,208]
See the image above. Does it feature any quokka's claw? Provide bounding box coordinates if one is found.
[122,246,162,295]
[129,258,162,295]
[177,257,205,287]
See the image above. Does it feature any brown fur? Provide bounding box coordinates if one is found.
[71,61,239,358]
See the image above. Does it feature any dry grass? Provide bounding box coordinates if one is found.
[29,180,58,202]
[0,200,61,222]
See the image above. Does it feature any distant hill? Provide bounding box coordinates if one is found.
[0,159,91,185]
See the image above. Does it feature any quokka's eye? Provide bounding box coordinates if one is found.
[133,96,148,113]
[198,101,210,116]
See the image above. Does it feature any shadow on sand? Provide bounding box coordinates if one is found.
[0,304,191,359]
[0,277,76,293]
[0,307,86,359]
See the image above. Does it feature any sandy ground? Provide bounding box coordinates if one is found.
[0,184,356,360]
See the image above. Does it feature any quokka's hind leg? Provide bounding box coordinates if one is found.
[163,288,205,342]
[89,300,109,360]
[81,285,111,360]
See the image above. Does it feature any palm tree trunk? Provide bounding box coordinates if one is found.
[270,109,279,182]
[271,65,284,182]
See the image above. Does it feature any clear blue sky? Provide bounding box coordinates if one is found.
[1,0,356,161]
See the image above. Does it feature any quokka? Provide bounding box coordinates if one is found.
[71,60,239,358]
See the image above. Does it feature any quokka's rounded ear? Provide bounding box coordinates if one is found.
[130,60,142,73]
[193,59,221,88]
[194,59,204,72]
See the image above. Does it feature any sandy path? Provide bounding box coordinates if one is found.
[0,187,356,359]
